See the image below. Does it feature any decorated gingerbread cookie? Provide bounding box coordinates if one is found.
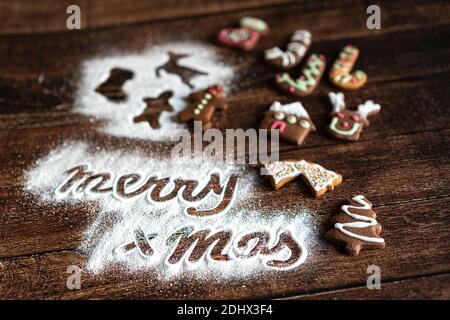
[217,17,269,51]
[265,30,311,69]
[325,195,385,256]
[263,160,342,197]
[327,92,381,141]
[275,54,326,97]
[329,45,367,90]
[177,85,227,131]
[259,101,316,145]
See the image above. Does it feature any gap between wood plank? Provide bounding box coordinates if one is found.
[275,270,450,300]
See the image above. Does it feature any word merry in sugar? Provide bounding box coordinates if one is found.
[115,226,307,270]
[55,164,238,216]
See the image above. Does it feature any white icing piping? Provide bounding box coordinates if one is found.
[357,100,381,119]
[328,92,345,113]
[269,101,310,119]
[334,195,385,243]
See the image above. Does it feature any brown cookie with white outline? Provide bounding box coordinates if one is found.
[325,195,385,256]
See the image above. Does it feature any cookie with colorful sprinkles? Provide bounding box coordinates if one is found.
[262,160,342,197]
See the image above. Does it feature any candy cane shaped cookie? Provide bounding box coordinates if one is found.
[329,45,367,90]
[275,54,326,97]
[265,30,311,69]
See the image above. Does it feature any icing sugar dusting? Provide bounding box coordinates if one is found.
[75,42,235,141]
[25,142,317,279]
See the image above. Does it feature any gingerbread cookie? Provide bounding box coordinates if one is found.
[329,45,367,90]
[177,85,227,131]
[263,160,342,197]
[265,30,311,69]
[217,17,268,51]
[259,101,316,145]
[275,54,326,97]
[325,195,385,256]
[328,92,381,141]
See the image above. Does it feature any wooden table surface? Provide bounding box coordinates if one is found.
[1,0,449,299]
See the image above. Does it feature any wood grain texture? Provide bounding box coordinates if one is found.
[0,0,292,35]
[0,0,449,299]
[286,273,450,300]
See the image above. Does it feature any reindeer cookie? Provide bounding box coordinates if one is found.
[325,195,385,256]
[217,17,269,51]
[327,92,380,141]
[263,160,342,197]
[259,101,315,145]
[177,85,227,131]
[275,54,326,97]
[329,45,367,90]
[265,30,311,69]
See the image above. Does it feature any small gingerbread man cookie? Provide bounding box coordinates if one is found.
[275,54,326,97]
[262,160,342,197]
[325,195,385,256]
[328,92,381,141]
[329,45,367,90]
[177,85,227,131]
[259,101,316,145]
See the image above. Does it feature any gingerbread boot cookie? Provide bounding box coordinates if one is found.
[217,17,269,51]
[177,85,227,131]
[325,195,385,256]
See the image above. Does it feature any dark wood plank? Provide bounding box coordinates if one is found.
[1,128,449,258]
[2,0,449,35]
[286,273,450,300]
[1,0,449,300]
[1,197,449,299]
[1,25,449,133]
[0,0,291,35]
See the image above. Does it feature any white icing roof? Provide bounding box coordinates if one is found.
[269,101,310,118]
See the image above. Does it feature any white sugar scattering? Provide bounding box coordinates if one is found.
[75,42,235,141]
[25,141,318,279]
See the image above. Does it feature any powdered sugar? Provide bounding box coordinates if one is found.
[25,141,317,279]
[24,42,317,280]
[75,42,235,141]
